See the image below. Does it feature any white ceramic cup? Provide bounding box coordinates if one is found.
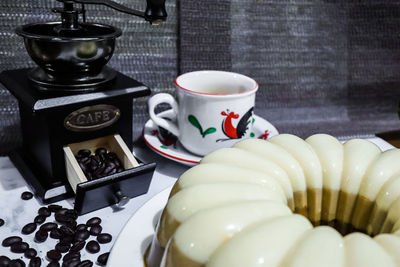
[148,70,258,156]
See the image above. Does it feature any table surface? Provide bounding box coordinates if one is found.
[0,140,189,266]
[0,137,394,266]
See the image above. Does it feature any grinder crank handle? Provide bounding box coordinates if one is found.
[66,0,167,24]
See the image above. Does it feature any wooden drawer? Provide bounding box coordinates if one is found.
[64,134,156,214]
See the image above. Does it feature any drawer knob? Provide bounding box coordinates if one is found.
[115,190,130,208]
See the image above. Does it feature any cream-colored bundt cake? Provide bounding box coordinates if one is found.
[146,133,400,267]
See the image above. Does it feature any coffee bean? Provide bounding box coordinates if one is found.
[107,168,117,176]
[0,219,4,227]
[62,259,80,267]
[106,152,117,160]
[34,215,46,224]
[48,205,62,212]
[63,252,80,262]
[96,233,112,244]
[75,224,87,231]
[11,241,29,253]
[95,147,107,156]
[9,259,25,267]
[60,236,73,245]
[56,242,70,253]
[75,230,90,241]
[38,207,51,217]
[47,250,62,261]
[34,230,48,243]
[116,167,124,173]
[77,149,91,157]
[40,223,58,232]
[60,226,75,237]
[47,262,59,267]
[65,210,78,220]
[78,162,87,173]
[50,229,62,239]
[85,241,100,254]
[70,240,85,253]
[76,260,92,267]
[29,257,41,267]
[55,214,70,224]
[86,217,101,227]
[66,220,77,230]
[2,236,22,247]
[89,225,102,236]
[24,248,37,259]
[21,191,33,200]
[97,252,109,266]
[0,255,10,266]
[22,223,37,235]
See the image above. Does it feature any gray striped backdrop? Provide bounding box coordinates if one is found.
[0,0,399,155]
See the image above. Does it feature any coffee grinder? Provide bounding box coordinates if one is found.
[0,0,167,214]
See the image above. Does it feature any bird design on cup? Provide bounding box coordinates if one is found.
[219,107,254,141]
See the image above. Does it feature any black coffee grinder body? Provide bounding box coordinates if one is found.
[0,0,167,214]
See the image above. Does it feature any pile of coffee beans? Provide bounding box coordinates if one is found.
[75,148,125,180]
[1,200,112,267]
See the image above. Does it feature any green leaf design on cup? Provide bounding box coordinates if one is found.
[188,115,216,138]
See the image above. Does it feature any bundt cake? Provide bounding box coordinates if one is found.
[146,133,400,267]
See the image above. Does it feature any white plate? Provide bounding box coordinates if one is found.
[108,137,394,267]
[143,110,279,166]
[107,186,172,267]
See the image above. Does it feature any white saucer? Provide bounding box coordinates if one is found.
[143,110,279,166]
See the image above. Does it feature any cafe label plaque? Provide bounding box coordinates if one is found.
[64,104,120,132]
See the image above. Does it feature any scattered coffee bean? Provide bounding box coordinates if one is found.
[24,248,37,259]
[85,240,100,254]
[40,223,58,232]
[76,224,87,231]
[56,241,71,253]
[34,215,46,224]
[55,213,70,224]
[9,259,25,267]
[65,210,78,220]
[89,225,102,236]
[22,223,37,235]
[50,228,62,239]
[34,230,48,243]
[29,257,41,267]
[60,236,74,244]
[47,250,62,261]
[70,240,85,253]
[66,220,77,230]
[48,205,62,212]
[86,217,101,227]
[47,262,59,267]
[11,241,29,253]
[0,255,10,266]
[63,259,80,267]
[63,252,80,262]
[21,191,33,200]
[76,260,93,267]
[0,219,4,227]
[97,252,109,266]
[38,207,51,217]
[2,236,22,247]
[96,233,112,244]
[75,230,90,241]
[60,226,75,237]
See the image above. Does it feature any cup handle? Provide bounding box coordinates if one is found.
[148,93,180,137]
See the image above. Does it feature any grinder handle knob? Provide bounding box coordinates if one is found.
[114,190,130,208]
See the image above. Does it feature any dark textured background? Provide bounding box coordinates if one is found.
[0,0,400,155]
